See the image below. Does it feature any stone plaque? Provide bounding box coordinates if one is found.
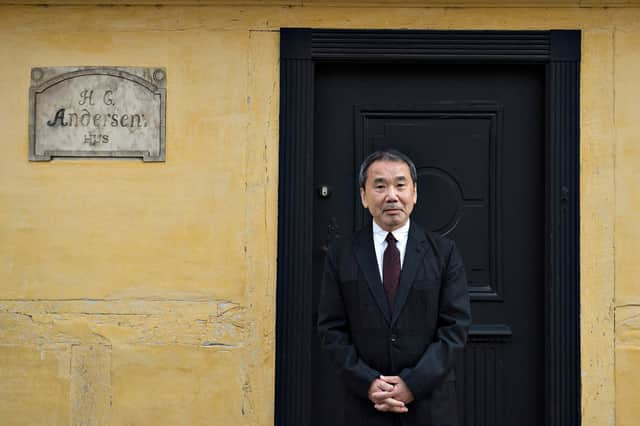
[29,67,166,161]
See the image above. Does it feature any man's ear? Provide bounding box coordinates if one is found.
[413,182,418,204]
[360,187,368,208]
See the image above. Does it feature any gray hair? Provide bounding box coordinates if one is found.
[358,149,418,189]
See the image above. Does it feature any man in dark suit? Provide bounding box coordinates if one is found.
[317,149,471,425]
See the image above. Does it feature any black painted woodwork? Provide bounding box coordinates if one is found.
[276,29,580,426]
[352,102,505,301]
[276,58,314,423]
[314,62,543,426]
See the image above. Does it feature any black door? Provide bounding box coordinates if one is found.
[311,62,544,426]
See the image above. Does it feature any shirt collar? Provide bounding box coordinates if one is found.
[372,219,410,244]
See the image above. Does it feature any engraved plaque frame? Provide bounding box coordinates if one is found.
[29,66,166,162]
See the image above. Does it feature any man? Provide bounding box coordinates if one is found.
[317,149,471,425]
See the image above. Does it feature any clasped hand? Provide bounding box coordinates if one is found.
[367,375,415,413]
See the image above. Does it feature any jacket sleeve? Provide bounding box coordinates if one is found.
[317,245,380,399]
[399,240,472,400]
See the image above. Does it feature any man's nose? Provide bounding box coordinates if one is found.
[385,187,399,201]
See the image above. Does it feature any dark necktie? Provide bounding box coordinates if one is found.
[383,232,401,311]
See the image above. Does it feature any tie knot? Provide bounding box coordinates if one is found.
[386,232,397,245]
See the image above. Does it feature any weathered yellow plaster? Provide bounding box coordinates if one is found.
[70,344,111,426]
[615,346,640,425]
[245,29,280,426]
[581,28,616,426]
[616,306,640,346]
[0,29,250,300]
[3,0,640,6]
[0,3,637,425]
[110,345,247,425]
[615,28,640,306]
[0,345,71,425]
[613,24,640,426]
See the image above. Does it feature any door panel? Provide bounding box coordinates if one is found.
[312,63,544,426]
[354,104,502,300]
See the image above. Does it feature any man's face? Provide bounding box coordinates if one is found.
[360,159,417,232]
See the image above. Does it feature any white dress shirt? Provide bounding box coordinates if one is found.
[372,219,410,282]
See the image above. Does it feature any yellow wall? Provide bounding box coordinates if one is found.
[0,2,637,425]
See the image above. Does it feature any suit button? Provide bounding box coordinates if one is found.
[390,334,398,343]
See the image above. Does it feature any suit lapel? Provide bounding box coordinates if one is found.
[354,227,392,324]
[392,223,429,325]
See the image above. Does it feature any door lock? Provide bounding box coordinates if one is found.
[318,185,332,198]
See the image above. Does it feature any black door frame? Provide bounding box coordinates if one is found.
[275,29,580,426]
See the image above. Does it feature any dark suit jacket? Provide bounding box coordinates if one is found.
[317,222,471,426]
